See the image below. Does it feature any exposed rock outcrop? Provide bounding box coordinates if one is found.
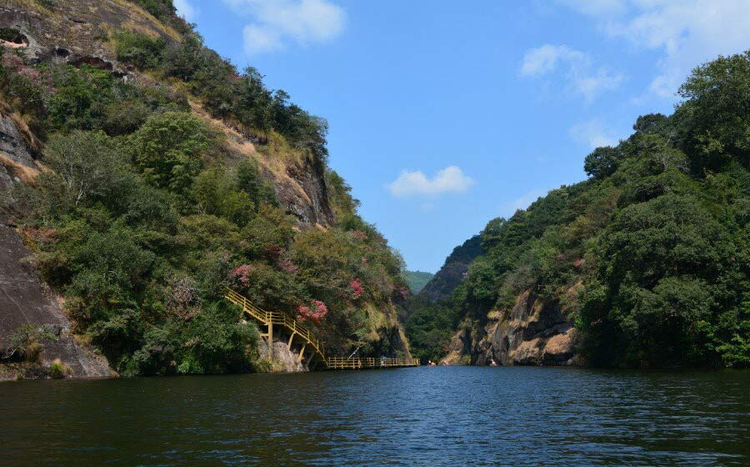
[0,113,35,167]
[442,289,581,367]
[282,160,334,225]
[1,0,181,64]
[257,338,307,373]
[440,328,473,365]
[0,223,111,380]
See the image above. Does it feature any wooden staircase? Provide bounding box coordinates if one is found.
[224,289,419,370]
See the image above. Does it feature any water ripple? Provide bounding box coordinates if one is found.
[0,367,749,466]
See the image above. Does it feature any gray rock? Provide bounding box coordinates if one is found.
[0,114,34,168]
[0,224,111,379]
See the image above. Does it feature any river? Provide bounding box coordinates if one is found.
[1,366,748,466]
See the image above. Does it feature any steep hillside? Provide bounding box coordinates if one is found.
[420,51,750,369]
[0,0,410,378]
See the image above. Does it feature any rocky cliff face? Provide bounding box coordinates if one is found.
[0,105,109,380]
[0,222,111,380]
[442,288,580,366]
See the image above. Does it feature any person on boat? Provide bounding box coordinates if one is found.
[489,358,498,367]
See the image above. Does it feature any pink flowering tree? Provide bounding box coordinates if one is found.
[297,300,328,323]
[229,264,252,287]
[350,278,364,299]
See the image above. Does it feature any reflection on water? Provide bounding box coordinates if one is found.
[1,367,749,466]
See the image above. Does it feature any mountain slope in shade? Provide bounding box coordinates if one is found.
[418,235,483,303]
[403,270,434,294]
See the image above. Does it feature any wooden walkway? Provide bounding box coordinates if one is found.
[224,289,419,370]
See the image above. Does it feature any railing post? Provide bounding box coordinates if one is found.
[268,321,273,359]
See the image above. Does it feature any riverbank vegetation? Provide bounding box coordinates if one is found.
[408,51,750,368]
[1,0,407,375]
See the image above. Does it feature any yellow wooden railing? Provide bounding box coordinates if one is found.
[326,356,421,369]
[224,289,419,370]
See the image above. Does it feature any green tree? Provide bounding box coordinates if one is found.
[41,131,133,209]
[129,111,210,193]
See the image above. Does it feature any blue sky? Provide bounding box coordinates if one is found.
[175,0,750,272]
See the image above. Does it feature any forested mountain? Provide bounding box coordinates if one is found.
[0,0,410,378]
[404,235,483,362]
[408,51,750,368]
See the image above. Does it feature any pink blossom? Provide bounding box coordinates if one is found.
[297,300,328,322]
[350,278,364,299]
[229,264,252,287]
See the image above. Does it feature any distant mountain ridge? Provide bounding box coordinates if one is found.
[418,235,483,302]
[403,270,434,294]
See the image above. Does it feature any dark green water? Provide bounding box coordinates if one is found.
[1,367,749,466]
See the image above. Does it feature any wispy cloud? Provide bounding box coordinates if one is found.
[559,0,750,99]
[520,44,624,102]
[174,0,198,22]
[556,0,625,17]
[387,166,475,198]
[223,0,346,55]
[569,119,619,149]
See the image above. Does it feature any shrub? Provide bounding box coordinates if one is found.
[9,324,58,362]
[114,31,165,69]
[48,359,69,379]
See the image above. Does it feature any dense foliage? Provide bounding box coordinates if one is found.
[0,6,407,374]
[409,52,750,368]
[112,28,329,162]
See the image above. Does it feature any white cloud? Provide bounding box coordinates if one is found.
[520,44,624,101]
[502,189,548,217]
[560,0,750,99]
[569,119,619,149]
[520,44,587,77]
[223,0,346,55]
[243,24,282,54]
[174,0,198,22]
[387,166,475,198]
